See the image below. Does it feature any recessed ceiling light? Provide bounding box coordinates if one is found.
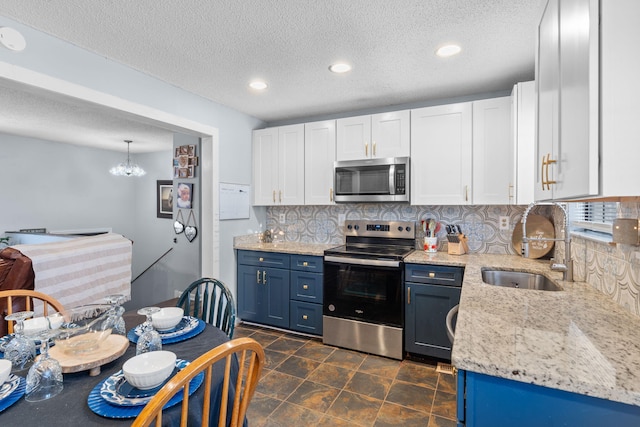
[436,44,462,58]
[329,63,352,73]
[0,27,27,52]
[249,80,268,90]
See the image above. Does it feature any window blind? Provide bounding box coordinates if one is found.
[570,202,618,234]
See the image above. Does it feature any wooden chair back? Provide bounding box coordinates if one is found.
[0,289,65,334]
[176,278,236,338]
[132,337,265,427]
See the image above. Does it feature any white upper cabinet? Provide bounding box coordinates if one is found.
[252,127,279,206]
[252,124,304,206]
[512,81,536,205]
[336,110,410,160]
[304,120,336,205]
[536,0,639,200]
[411,103,473,205]
[535,0,599,200]
[472,96,512,205]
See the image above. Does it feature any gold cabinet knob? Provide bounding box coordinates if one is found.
[429,272,435,278]
[302,315,308,320]
[303,284,309,290]
[303,261,308,267]
[259,257,264,262]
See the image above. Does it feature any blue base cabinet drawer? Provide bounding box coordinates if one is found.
[290,271,323,303]
[289,300,323,335]
[238,250,290,269]
[290,255,323,273]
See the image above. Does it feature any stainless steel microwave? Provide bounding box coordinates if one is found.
[333,157,410,203]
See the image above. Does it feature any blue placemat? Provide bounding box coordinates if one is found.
[87,368,204,419]
[127,318,205,345]
[0,376,26,413]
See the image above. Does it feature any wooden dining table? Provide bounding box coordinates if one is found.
[0,307,233,426]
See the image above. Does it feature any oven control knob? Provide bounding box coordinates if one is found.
[347,224,352,230]
[405,226,411,232]
[354,225,359,230]
[397,226,403,232]
[328,304,335,312]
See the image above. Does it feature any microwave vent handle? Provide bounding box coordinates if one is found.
[389,164,396,195]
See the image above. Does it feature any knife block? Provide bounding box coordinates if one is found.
[447,234,468,255]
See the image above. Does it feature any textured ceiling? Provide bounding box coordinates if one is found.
[0,0,542,151]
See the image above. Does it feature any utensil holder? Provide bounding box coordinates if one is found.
[424,236,438,253]
[447,234,468,255]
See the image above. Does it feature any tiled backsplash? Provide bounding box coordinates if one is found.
[266,204,529,254]
[265,203,640,318]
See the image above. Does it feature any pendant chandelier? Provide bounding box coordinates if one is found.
[109,140,146,177]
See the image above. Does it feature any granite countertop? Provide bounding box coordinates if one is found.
[234,239,640,406]
[406,251,640,408]
[233,237,336,256]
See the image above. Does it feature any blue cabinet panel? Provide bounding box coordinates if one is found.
[238,250,290,269]
[289,300,323,335]
[459,370,640,427]
[290,254,323,273]
[290,270,323,303]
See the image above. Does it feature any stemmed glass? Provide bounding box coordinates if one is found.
[4,311,36,372]
[25,326,63,402]
[104,294,127,335]
[136,307,162,355]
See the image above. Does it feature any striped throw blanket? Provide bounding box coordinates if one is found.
[13,233,132,310]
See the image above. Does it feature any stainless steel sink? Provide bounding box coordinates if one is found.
[481,268,562,291]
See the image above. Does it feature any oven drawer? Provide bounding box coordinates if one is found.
[289,301,323,335]
[290,254,323,273]
[290,271,323,303]
[405,264,464,286]
[237,250,290,269]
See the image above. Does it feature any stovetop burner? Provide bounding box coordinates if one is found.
[324,220,416,261]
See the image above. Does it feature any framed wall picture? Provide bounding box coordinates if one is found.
[177,182,194,209]
[157,180,173,219]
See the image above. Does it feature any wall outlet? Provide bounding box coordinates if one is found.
[338,214,346,226]
[279,213,286,223]
[499,216,510,231]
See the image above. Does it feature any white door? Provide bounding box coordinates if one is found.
[411,103,472,205]
[371,110,410,158]
[336,115,371,160]
[252,128,279,205]
[278,124,305,205]
[305,120,336,205]
[472,97,512,204]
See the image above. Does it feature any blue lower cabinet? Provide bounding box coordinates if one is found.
[237,250,323,335]
[289,300,323,335]
[458,369,640,426]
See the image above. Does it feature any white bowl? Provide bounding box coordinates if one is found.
[0,359,10,385]
[151,307,184,331]
[122,351,177,390]
[22,317,49,337]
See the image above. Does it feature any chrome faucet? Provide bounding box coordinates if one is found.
[521,202,573,282]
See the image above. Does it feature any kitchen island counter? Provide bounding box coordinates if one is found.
[405,251,640,408]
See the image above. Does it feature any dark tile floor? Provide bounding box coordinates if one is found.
[234,323,457,427]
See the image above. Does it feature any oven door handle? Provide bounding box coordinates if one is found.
[324,255,400,268]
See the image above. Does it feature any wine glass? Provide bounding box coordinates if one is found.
[25,327,63,402]
[104,294,127,335]
[136,307,162,355]
[4,311,36,372]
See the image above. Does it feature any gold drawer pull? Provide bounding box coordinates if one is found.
[303,284,309,290]
[302,315,308,320]
[429,272,435,278]
[303,261,308,267]
[259,257,264,262]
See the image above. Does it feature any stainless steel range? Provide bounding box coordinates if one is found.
[323,220,415,360]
